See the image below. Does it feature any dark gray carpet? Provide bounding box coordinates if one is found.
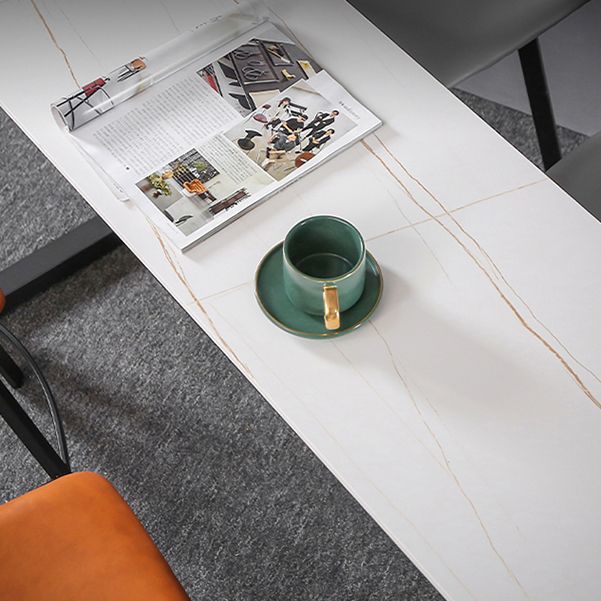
[453,89,587,169]
[0,109,93,269]
[0,92,586,600]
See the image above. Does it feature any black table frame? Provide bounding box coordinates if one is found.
[0,215,120,312]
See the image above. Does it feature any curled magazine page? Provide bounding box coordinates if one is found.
[50,12,265,131]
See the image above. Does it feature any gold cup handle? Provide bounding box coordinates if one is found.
[323,286,340,330]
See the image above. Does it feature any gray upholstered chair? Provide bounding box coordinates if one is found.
[348,0,590,169]
[548,130,601,221]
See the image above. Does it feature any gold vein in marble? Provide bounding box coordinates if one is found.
[333,341,448,474]
[368,322,451,468]
[199,282,250,302]
[367,179,545,242]
[147,220,253,378]
[159,0,181,32]
[374,133,601,390]
[362,138,601,411]
[368,321,532,600]
[456,179,546,212]
[233,332,479,601]
[376,138,598,381]
[30,0,79,87]
[55,4,101,69]
[383,187,453,283]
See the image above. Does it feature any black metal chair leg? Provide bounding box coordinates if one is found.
[518,38,561,170]
[0,343,24,388]
[0,379,70,479]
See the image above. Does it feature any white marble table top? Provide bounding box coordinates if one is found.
[1,1,600,599]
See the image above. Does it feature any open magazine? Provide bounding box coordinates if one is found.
[51,16,381,251]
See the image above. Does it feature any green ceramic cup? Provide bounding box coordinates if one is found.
[283,216,367,330]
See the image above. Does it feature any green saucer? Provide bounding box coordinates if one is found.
[255,242,383,338]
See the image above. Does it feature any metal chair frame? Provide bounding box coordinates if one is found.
[0,323,71,479]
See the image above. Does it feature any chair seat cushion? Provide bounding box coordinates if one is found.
[0,472,189,600]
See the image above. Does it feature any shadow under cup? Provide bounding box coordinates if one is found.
[283,216,367,316]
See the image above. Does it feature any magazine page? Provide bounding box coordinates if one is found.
[71,21,381,250]
[51,14,265,131]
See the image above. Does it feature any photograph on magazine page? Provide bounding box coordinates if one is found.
[224,80,357,181]
[135,141,274,236]
[197,33,322,116]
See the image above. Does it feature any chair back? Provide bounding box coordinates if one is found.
[348,0,589,85]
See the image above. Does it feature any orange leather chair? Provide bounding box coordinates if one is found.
[0,292,190,600]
